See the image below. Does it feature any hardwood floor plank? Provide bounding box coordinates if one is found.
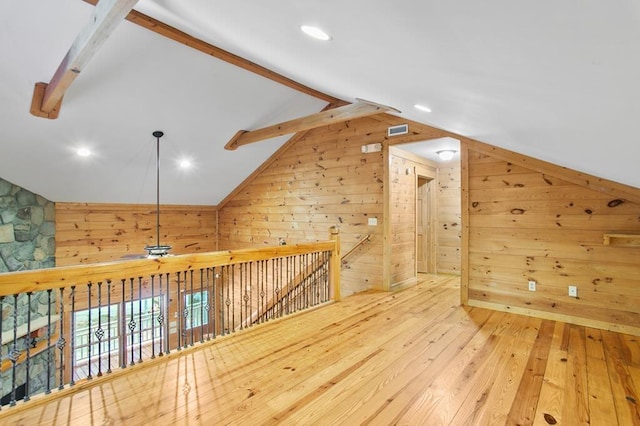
[585,328,619,426]
[1,274,639,425]
[535,322,569,425]
[505,319,555,424]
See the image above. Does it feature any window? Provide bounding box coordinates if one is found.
[73,296,164,366]
[185,291,209,329]
[73,304,119,363]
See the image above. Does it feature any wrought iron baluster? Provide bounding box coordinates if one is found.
[150,275,156,359]
[206,268,213,340]
[87,282,93,380]
[231,264,235,332]
[96,282,104,377]
[0,296,3,409]
[9,294,18,406]
[69,286,76,386]
[199,269,205,344]
[106,280,112,374]
[120,279,126,369]
[57,288,66,390]
[240,263,245,330]
[23,292,32,402]
[177,272,183,350]
[222,266,228,336]
[189,270,194,347]
[138,277,143,363]
[45,289,52,394]
[158,274,165,356]
[128,278,136,366]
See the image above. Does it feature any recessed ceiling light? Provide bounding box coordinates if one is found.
[76,148,91,157]
[300,25,332,41]
[179,159,191,169]
[414,104,432,113]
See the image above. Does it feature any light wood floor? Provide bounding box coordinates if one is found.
[1,274,639,425]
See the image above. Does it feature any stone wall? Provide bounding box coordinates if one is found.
[0,177,55,272]
[0,177,56,403]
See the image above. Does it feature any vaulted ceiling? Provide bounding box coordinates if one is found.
[1,0,638,205]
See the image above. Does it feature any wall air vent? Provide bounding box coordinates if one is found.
[388,124,408,137]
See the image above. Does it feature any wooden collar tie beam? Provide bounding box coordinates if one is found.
[30,0,139,119]
[224,99,400,150]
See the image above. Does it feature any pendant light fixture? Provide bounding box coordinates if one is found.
[144,130,172,257]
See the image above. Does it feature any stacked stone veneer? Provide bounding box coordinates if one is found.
[0,178,55,272]
[0,177,56,404]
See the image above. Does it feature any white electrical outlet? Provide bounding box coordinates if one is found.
[528,280,536,291]
[568,285,578,297]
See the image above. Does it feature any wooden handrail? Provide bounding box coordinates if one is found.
[0,241,336,296]
[341,234,371,264]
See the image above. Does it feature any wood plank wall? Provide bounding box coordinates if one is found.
[388,148,432,287]
[388,147,461,288]
[464,146,640,335]
[218,117,388,297]
[217,116,465,296]
[55,203,217,266]
[437,163,462,274]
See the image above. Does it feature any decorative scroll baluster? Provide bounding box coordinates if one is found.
[45,289,52,394]
[183,272,189,350]
[87,282,93,380]
[150,275,156,359]
[57,288,65,390]
[128,278,136,366]
[106,280,112,374]
[24,292,32,402]
[158,274,165,356]
[69,286,76,386]
[138,277,143,363]
[9,294,18,406]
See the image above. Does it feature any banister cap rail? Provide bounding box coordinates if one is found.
[0,241,336,296]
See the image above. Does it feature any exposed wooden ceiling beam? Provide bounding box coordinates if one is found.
[224,100,399,150]
[82,0,342,105]
[31,0,139,119]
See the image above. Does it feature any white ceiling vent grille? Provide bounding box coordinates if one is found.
[388,124,408,137]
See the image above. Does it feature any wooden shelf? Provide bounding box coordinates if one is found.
[603,233,640,247]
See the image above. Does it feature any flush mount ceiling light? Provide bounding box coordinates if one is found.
[436,150,457,161]
[300,25,332,41]
[76,148,91,157]
[414,104,432,113]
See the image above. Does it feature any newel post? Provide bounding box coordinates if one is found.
[329,226,341,301]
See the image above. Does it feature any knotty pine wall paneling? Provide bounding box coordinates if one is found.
[387,147,461,288]
[218,118,389,297]
[55,203,217,266]
[437,163,462,274]
[217,115,467,296]
[464,144,640,335]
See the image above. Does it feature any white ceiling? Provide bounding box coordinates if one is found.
[1,0,639,206]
